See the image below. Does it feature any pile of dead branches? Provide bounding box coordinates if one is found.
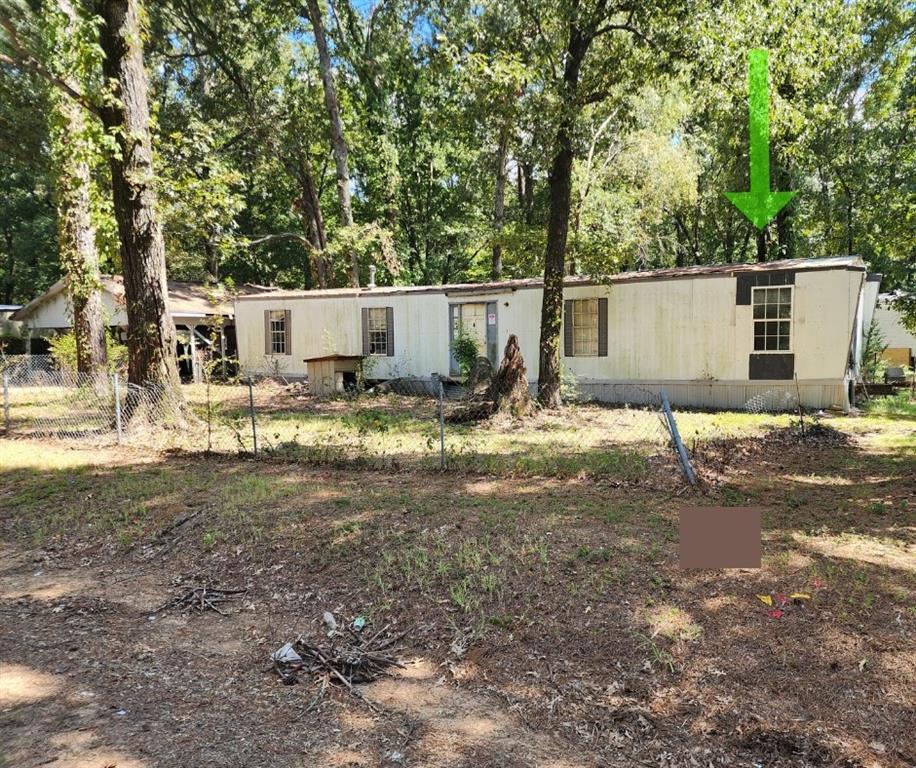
[272,622,406,706]
[156,585,247,615]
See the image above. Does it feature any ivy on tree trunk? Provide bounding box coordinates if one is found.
[53,93,107,375]
[95,0,180,391]
[51,0,106,376]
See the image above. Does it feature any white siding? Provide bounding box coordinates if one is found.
[23,290,127,331]
[794,270,862,380]
[234,266,865,410]
[874,303,916,352]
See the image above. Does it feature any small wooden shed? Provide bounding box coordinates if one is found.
[305,354,362,396]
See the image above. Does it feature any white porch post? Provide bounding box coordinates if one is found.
[188,324,201,384]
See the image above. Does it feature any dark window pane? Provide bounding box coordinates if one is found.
[765,303,778,318]
[754,336,766,350]
[778,304,791,318]
[777,336,790,351]
[778,321,790,338]
[753,304,765,319]
[779,287,791,302]
[765,335,778,351]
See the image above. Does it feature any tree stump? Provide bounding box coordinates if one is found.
[490,334,532,417]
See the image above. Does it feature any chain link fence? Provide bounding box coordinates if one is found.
[5,354,784,483]
[1,355,192,450]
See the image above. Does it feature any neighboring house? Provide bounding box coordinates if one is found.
[235,256,878,412]
[11,276,263,380]
[873,291,916,369]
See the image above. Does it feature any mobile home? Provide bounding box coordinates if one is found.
[873,291,916,369]
[235,256,877,411]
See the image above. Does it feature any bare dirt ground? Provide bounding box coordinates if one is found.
[1,416,914,767]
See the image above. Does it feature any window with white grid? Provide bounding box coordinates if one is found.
[572,298,599,357]
[752,286,792,351]
[367,308,388,356]
[269,310,287,354]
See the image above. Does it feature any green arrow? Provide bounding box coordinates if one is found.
[725,49,795,229]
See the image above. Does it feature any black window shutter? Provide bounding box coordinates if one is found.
[563,300,574,357]
[385,307,395,356]
[361,307,370,356]
[597,298,608,357]
[284,309,292,354]
[264,310,271,355]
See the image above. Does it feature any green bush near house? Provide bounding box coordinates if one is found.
[450,324,479,379]
[48,330,128,374]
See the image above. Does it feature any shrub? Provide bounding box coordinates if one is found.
[450,324,479,379]
[48,330,127,374]
[861,318,887,383]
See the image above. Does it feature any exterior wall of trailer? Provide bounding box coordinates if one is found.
[235,266,867,410]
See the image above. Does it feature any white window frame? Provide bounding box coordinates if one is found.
[572,298,599,357]
[268,310,288,355]
[367,307,388,356]
[751,285,793,353]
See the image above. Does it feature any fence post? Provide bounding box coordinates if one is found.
[661,391,697,486]
[113,372,122,443]
[247,377,258,456]
[2,372,9,434]
[206,370,212,453]
[436,374,446,469]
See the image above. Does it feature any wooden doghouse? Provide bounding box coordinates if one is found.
[304,354,362,396]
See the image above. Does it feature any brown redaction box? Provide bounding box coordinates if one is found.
[678,506,762,569]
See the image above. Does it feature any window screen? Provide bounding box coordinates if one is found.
[367,307,388,356]
[572,298,599,357]
[752,287,792,351]
[269,310,287,354]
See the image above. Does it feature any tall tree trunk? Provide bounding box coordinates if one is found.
[723,228,735,264]
[516,163,525,209]
[55,96,108,375]
[95,0,180,391]
[303,0,359,287]
[537,29,587,409]
[739,226,752,262]
[294,151,329,288]
[776,209,791,259]
[845,194,854,255]
[522,162,535,224]
[538,129,575,408]
[756,227,767,262]
[492,125,509,280]
[204,238,219,282]
[775,165,794,260]
[3,230,15,305]
[53,0,107,376]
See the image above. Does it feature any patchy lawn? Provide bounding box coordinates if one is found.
[0,401,914,767]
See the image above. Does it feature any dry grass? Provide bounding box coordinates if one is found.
[0,400,914,766]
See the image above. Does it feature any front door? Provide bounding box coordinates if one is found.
[449,302,498,375]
